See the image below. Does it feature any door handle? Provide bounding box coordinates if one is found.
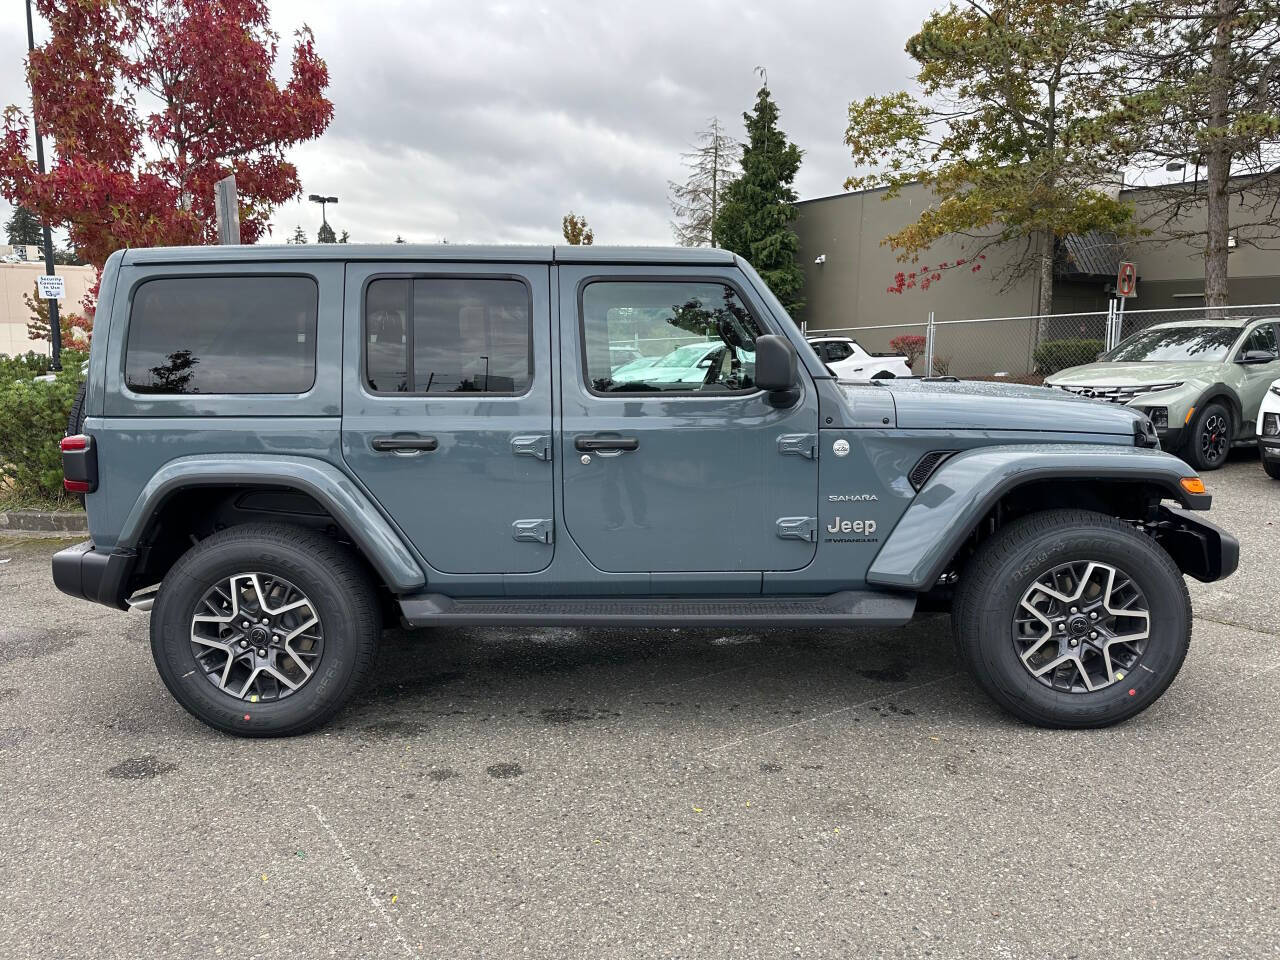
[371,435,438,452]
[574,435,639,452]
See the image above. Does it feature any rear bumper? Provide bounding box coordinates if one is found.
[51,541,136,609]
[1151,507,1239,583]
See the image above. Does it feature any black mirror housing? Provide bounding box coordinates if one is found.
[1239,349,1278,365]
[754,335,797,391]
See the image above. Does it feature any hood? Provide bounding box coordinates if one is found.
[1045,361,1218,387]
[866,378,1148,435]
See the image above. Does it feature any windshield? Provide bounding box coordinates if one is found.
[1103,326,1240,363]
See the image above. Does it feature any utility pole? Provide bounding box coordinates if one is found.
[25,0,60,370]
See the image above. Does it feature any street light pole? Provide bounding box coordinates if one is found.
[307,194,338,240]
[24,0,60,371]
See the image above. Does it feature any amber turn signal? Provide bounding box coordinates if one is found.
[1180,476,1206,495]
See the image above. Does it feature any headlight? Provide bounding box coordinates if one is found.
[1139,382,1184,395]
[1265,412,1280,438]
[1145,406,1168,429]
[1270,384,1280,398]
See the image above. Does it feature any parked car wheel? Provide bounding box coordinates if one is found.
[150,523,380,737]
[952,508,1190,728]
[1264,457,1280,480]
[1184,401,1232,471]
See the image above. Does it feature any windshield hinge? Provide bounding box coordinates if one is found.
[777,433,817,459]
[776,516,817,542]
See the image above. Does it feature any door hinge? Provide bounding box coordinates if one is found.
[511,435,551,461]
[512,518,554,544]
[777,433,817,459]
[776,516,817,542]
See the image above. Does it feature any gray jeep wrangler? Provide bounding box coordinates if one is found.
[54,244,1238,736]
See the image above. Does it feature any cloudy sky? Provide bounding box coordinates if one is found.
[2,0,938,247]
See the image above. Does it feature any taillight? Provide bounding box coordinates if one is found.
[61,434,98,494]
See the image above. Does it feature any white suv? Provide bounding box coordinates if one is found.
[1258,377,1280,479]
[807,336,913,379]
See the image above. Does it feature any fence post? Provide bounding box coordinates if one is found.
[924,311,935,376]
[1104,299,1116,352]
[800,319,808,338]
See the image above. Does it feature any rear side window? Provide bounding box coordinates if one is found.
[125,276,318,394]
[364,277,531,394]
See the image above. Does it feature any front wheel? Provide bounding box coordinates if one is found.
[952,509,1190,728]
[1263,454,1280,480]
[150,523,381,737]
[1184,401,1232,471]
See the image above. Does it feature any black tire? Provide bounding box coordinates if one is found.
[150,523,381,737]
[66,381,87,437]
[952,509,1191,729]
[1264,456,1280,480]
[872,371,896,379]
[1183,401,1232,471]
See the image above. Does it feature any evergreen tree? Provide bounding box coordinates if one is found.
[669,117,740,247]
[715,83,805,313]
[338,229,349,243]
[394,234,406,244]
[5,205,42,245]
[288,224,307,244]
[317,221,336,243]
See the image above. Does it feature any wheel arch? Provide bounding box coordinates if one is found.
[1191,384,1243,435]
[121,455,425,595]
[866,444,1210,592]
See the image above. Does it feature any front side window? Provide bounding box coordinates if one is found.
[581,281,764,393]
[125,276,318,394]
[365,277,531,394]
[1239,323,1279,359]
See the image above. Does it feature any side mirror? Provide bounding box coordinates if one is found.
[1239,349,1278,365]
[754,334,799,403]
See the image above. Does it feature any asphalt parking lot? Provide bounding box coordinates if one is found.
[1,452,1277,960]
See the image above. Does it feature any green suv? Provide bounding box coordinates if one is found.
[1045,317,1280,470]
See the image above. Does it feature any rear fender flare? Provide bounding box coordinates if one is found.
[119,454,426,593]
[865,444,1207,591]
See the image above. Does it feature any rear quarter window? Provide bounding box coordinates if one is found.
[124,276,318,395]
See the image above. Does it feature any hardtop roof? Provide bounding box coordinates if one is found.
[119,243,739,267]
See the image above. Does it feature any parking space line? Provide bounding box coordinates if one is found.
[308,803,417,957]
[705,672,960,753]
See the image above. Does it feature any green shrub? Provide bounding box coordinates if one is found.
[0,351,56,383]
[0,353,88,503]
[1033,338,1104,375]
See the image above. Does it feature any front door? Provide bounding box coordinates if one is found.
[558,266,819,576]
[341,262,554,575]
[1237,321,1280,433]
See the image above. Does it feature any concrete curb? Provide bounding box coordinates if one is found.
[0,509,88,538]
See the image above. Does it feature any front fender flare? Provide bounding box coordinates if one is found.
[866,444,1207,591]
[119,454,426,593]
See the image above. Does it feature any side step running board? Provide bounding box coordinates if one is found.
[397,590,916,628]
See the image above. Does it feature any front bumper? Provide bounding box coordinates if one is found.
[1154,425,1185,452]
[1260,436,1280,461]
[51,541,137,609]
[1151,507,1239,583]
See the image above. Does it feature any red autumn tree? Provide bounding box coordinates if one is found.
[0,0,333,269]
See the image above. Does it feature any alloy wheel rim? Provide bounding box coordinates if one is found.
[1013,560,1150,693]
[189,572,324,702]
[1200,413,1228,463]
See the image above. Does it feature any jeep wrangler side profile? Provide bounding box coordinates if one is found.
[54,244,1238,736]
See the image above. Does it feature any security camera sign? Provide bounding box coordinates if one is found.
[36,274,65,301]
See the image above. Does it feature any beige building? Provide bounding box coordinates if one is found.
[0,260,97,358]
[793,180,1280,340]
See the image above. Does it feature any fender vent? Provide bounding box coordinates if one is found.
[909,450,956,491]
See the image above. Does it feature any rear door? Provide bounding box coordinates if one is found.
[341,261,554,574]
[1237,321,1280,432]
[557,265,819,577]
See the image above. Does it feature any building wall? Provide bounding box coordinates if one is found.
[0,263,97,358]
[792,181,1280,343]
[793,182,1042,348]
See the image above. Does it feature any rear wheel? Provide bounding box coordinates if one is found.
[150,523,380,737]
[952,509,1190,728]
[1184,401,1232,471]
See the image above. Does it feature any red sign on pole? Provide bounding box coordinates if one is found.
[1116,261,1137,298]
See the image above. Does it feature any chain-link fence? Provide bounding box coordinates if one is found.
[804,301,1280,382]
